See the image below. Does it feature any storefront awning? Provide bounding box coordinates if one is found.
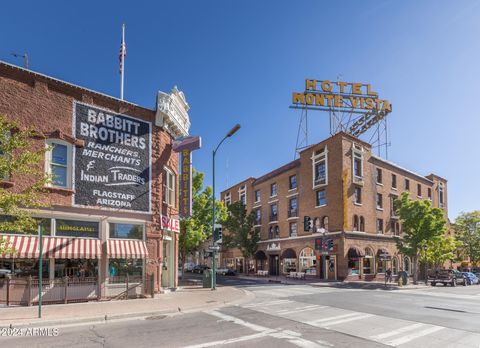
[281,248,297,259]
[347,246,366,258]
[254,250,267,260]
[0,235,101,259]
[107,239,148,259]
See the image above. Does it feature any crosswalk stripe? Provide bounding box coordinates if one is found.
[386,326,444,346]
[243,299,292,308]
[309,312,359,324]
[277,305,326,315]
[277,305,319,313]
[321,314,374,327]
[370,323,426,340]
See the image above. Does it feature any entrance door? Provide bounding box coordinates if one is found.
[269,255,279,276]
[327,255,337,280]
[161,241,171,288]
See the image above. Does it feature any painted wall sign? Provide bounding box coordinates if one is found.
[73,102,151,212]
[55,219,99,238]
[160,214,180,233]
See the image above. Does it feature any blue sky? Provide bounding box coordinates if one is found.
[1,1,479,220]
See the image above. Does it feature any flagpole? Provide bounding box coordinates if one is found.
[120,23,125,100]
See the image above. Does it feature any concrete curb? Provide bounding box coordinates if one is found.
[1,288,255,328]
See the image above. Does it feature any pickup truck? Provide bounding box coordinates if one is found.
[431,270,467,287]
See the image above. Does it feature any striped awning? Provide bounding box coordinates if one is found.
[0,235,101,259]
[107,239,148,259]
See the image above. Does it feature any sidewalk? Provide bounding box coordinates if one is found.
[0,285,253,328]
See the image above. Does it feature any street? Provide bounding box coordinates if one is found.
[2,276,480,348]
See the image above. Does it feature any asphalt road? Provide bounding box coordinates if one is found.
[2,276,480,348]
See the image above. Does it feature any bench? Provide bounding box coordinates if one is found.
[286,272,306,280]
[256,270,269,277]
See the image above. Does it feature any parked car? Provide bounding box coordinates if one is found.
[192,265,210,274]
[462,272,479,285]
[431,269,467,287]
[183,262,196,272]
[0,269,11,278]
[216,268,236,276]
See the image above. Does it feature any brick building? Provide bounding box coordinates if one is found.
[0,61,190,301]
[220,132,447,281]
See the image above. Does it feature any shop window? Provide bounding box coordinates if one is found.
[164,167,176,207]
[109,259,143,278]
[56,219,99,238]
[0,215,51,235]
[312,146,328,187]
[289,175,297,190]
[359,216,365,232]
[392,257,399,275]
[46,139,72,188]
[109,223,143,239]
[391,174,397,189]
[363,247,374,274]
[270,182,277,197]
[354,186,362,204]
[376,168,382,184]
[254,190,260,203]
[0,259,49,278]
[55,259,98,278]
[376,255,385,274]
[316,189,327,206]
[283,258,297,273]
[299,247,316,275]
[289,222,297,237]
[353,215,359,231]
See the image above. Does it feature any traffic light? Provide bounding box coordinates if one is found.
[328,239,334,251]
[303,216,312,232]
[315,238,322,251]
[214,224,222,243]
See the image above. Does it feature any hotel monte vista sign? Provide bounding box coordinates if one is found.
[73,102,152,212]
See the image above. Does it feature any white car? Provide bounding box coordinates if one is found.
[183,262,196,272]
[0,269,12,278]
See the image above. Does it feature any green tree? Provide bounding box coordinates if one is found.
[454,211,480,266]
[222,201,260,273]
[394,192,447,284]
[178,169,227,274]
[0,115,50,253]
[419,234,462,270]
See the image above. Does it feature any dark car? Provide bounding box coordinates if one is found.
[431,269,467,287]
[192,265,210,274]
[462,272,479,285]
[216,268,236,276]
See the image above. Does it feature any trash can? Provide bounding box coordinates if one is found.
[203,269,213,288]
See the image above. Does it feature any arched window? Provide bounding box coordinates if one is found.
[392,257,399,275]
[404,256,411,274]
[314,218,321,233]
[363,247,374,274]
[299,247,316,275]
[359,216,365,232]
[353,215,359,231]
[322,216,329,231]
[274,226,280,239]
[268,227,273,240]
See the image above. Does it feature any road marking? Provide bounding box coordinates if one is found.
[204,310,330,348]
[385,326,444,346]
[320,314,374,327]
[182,330,276,347]
[242,299,293,308]
[277,305,327,315]
[308,312,360,324]
[370,323,425,340]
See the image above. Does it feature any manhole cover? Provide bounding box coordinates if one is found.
[145,315,167,320]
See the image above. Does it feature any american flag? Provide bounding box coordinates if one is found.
[119,40,126,74]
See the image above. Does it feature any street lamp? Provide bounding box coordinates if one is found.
[212,124,241,290]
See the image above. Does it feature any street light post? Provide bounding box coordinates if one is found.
[212,124,240,290]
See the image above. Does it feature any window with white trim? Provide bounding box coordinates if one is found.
[354,186,362,204]
[376,168,382,184]
[376,193,383,209]
[316,189,327,206]
[46,139,72,188]
[254,189,260,203]
[270,182,277,197]
[289,222,297,237]
[289,175,297,190]
[352,144,364,184]
[377,218,384,234]
[164,167,176,207]
[239,185,246,205]
[391,174,397,189]
[224,192,231,206]
[427,187,432,200]
[312,147,328,187]
[439,182,445,208]
[405,178,410,191]
[417,183,422,197]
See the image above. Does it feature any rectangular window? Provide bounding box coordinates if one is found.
[376,168,383,184]
[255,208,261,225]
[239,185,246,205]
[428,187,432,200]
[405,179,410,191]
[270,183,277,197]
[377,219,384,234]
[289,197,298,217]
[417,184,422,197]
[312,147,328,187]
[56,219,99,238]
[390,195,399,216]
[391,174,397,189]
[289,222,297,237]
[0,215,51,236]
[109,223,143,240]
[354,186,362,204]
[270,203,278,221]
[377,193,383,209]
[50,142,69,188]
[354,156,362,177]
[164,168,176,207]
[289,175,297,190]
[316,189,327,206]
[109,259,143,278]
[254,190,260,203]
[224,193,231,206]
[439,183,445,207]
